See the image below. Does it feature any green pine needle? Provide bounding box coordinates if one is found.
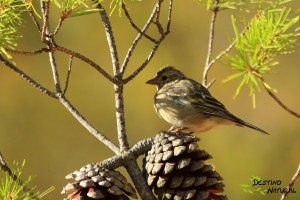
[224,1,300,106]
[0,0,26,58]
[0,160,53,200]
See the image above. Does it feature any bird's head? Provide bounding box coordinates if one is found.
[146,66,185,89]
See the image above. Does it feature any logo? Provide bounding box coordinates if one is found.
[241,176,297,195]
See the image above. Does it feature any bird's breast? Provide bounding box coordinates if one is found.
[153,92,232,133]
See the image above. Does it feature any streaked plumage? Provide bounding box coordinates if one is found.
[146,66,268,134]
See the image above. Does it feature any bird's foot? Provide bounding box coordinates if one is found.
[168,127,193,134]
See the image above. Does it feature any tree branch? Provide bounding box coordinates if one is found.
[96,2,129,152]
[54,45,120,84]
[120,2,159,75]
[41,0,50,42]
[166,0,173,34]
[262,82,300,118]
[25,5,42,33]
[123,0,173,84]
[100,137,154,169]
[41,1,62,94]
[203,0,219,88]
[280,163,300,200]
[0,54,58,99]
[125,159,157,200]
[123,36,165,84]
[96,3,120,74]
[0,152,40,199]
[4,48,51,56]
[121,3,157,44]
[58,94,120,154]
[63,55,73,95]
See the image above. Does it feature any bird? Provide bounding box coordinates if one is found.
[146,66,268,135]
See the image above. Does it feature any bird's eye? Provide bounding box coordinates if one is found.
[161,76,168,81]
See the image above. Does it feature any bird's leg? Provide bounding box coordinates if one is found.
[168,126,190,134]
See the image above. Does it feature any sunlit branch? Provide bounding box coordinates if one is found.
[280,163,300,200]
[0,54,58,98]
[0,152,40,199]
[262,81,300,118]
[63,55,73,95]
[58,94,121,154]
[121,3,160,75]
[41,0,50,42]
[123,0,173,84]
[122,3,156,43]
[54,45,120,84]
[203,0,219,88]
[4,48,50,55]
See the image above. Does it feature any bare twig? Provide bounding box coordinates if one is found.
[123,0,173,84]
[96,2,129,153]
[166,0,173,34]
[122,3,157,43]
[280,163,300,200]
[121,3,160,75]
[25,5,42,32]
[262,82,300,118]
[54,45,120,84]
[96,3,120,74]
[125,160,157,200]
[0,54,58,98]
[100,137,154,169]
[4,48,50,56]
[63,55,73,95]
[153,0,165,35]
[203,0,219,88]
[207,27,246,70]
[40,2,121,154]
[53,13,69,35]
[41,0,50,42]
[53,17,65,36]
[41,1,62,94]
[123,36,165,84]
[58,95,121,154]
[0,152,40,199]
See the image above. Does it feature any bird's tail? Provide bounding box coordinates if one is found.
[236,119,269,135]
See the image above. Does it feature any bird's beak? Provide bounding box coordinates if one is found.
[146,77,158,85]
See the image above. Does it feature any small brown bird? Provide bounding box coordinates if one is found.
[146,66,268,134]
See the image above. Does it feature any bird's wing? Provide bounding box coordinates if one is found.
[163,79,240,122]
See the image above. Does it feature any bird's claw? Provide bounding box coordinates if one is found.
[168,126,193,135]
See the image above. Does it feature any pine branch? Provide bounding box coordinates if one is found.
[203,0,219,88]
[63,55,73,95]
[120,2,159,75]
[41,0,50,42]
[262,82,300,118]
[54,45,120,84]
[0,152,40,199]
[122,3,156,44]
[95,2,129,152]
[123,0,173,84]
[100,137,154,169]
[0,54,57,98]
[280,163,300,200]
[41,1,62,94]
[58,94,121,154]
[25,5,41,33]
[4,48,50,55]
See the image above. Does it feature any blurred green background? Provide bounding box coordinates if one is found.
[0,1,299,199]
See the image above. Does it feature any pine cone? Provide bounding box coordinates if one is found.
[143,131,227,200]
[62,163,137,200]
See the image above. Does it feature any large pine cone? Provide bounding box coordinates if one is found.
[143,131,227,200]
[62,163,137,200]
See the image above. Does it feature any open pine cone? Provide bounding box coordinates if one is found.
[62,163,137,200]
[143,131,227,200]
